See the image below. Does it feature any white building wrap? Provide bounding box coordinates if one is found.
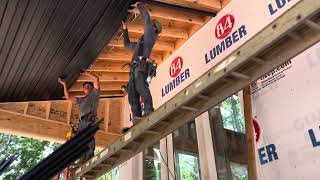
[251,42,320,180]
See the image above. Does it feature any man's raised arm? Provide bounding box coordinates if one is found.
[136,3,152,27]
[122,22,137,52]
[58,78,76,103]
[83,71,100,90]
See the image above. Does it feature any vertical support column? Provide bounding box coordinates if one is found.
[24,102,29,115]
[119,153,143,180]
[119,98,125,130]
[104,99,110,132]
[195,112,218,180]
[66,101,72,125]
[243,87,258,180]
[45,102,51,120]
[160,138,169,180]
[166,134,175,180]
[119,161,133,180]
[132,153,143,180]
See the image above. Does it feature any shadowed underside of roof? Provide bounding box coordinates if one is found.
[0,0,133,102]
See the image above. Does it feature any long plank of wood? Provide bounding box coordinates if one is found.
[143,4,206,24]
[76,1,320,177]
[0,109,120,148]
[243,87,258,179]
[109,38,175,51]
[154,0,221,13]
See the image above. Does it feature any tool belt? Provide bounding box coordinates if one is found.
[133,57,157,77]
[80,112,96,124]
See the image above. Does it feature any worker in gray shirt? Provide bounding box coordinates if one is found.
[122,2,162,126]
[58,70,100,163]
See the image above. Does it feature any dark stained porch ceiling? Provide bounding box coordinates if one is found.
[0,0,133,102]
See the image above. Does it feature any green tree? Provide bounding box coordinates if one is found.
[178,153,200,180]
[0,133,60,180]
[220,95,245,133]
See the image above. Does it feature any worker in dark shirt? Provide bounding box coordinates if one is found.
[122,2,162,125]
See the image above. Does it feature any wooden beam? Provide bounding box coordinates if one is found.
[104,99,110,132]
[109,38,175,51]
[243,87,258,179]
[138,4,206,24]
[188,24,204,36]
[24,102,29,114]
[127,24,189,39]
[69,90,124,97]
[70,81,127,92]
[87,69,129,73]
[98,49,163,62]
[90,61,129,71]
[66,101,72,125]
[45,102,51,120]
[119,98,124,131]
[77,71,129,82]
[222,0,231,8]
[153,0,221,13]
[0,109,120,148]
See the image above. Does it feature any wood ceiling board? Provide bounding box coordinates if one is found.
[0,0,134,102]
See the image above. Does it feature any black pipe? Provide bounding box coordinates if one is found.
[19,121,101,179]
[139,0,216,17]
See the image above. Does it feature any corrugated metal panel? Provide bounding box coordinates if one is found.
[0,0,133,102]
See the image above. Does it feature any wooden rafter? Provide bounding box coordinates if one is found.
[137,4,206,24]
[90,61,130,71]
[127,23,189,39]
[70,81,126,92]
[98,49,163,62]
[78,71,129,82]
[109,38,175,51]
[69,90,124,97]
[153,0,221,13]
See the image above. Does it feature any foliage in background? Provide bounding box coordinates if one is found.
[98,167,119,180]
[178,153,200,180]
[0,133,60,180]
[220,95,246,133]
[144,158,160,180]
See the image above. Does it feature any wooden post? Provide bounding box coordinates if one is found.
[24,102,29,115]
[66,101,72,125]
[45,102,51,120]
[119,98,124,130]
[243,87,258,180]
[104,99,110,132]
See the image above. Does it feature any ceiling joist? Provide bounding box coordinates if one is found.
[127,24,189,39]
[98,49,163,62]
[140,4,206,24]
[152,0,221,13]
[69,90,124,97]
[70,81,126,92]
[109,38,175,51]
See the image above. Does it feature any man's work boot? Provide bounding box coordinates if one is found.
[122,127,131,134]
[143,109,154,117]
[121,116,144,134]
[133,116,144,122]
